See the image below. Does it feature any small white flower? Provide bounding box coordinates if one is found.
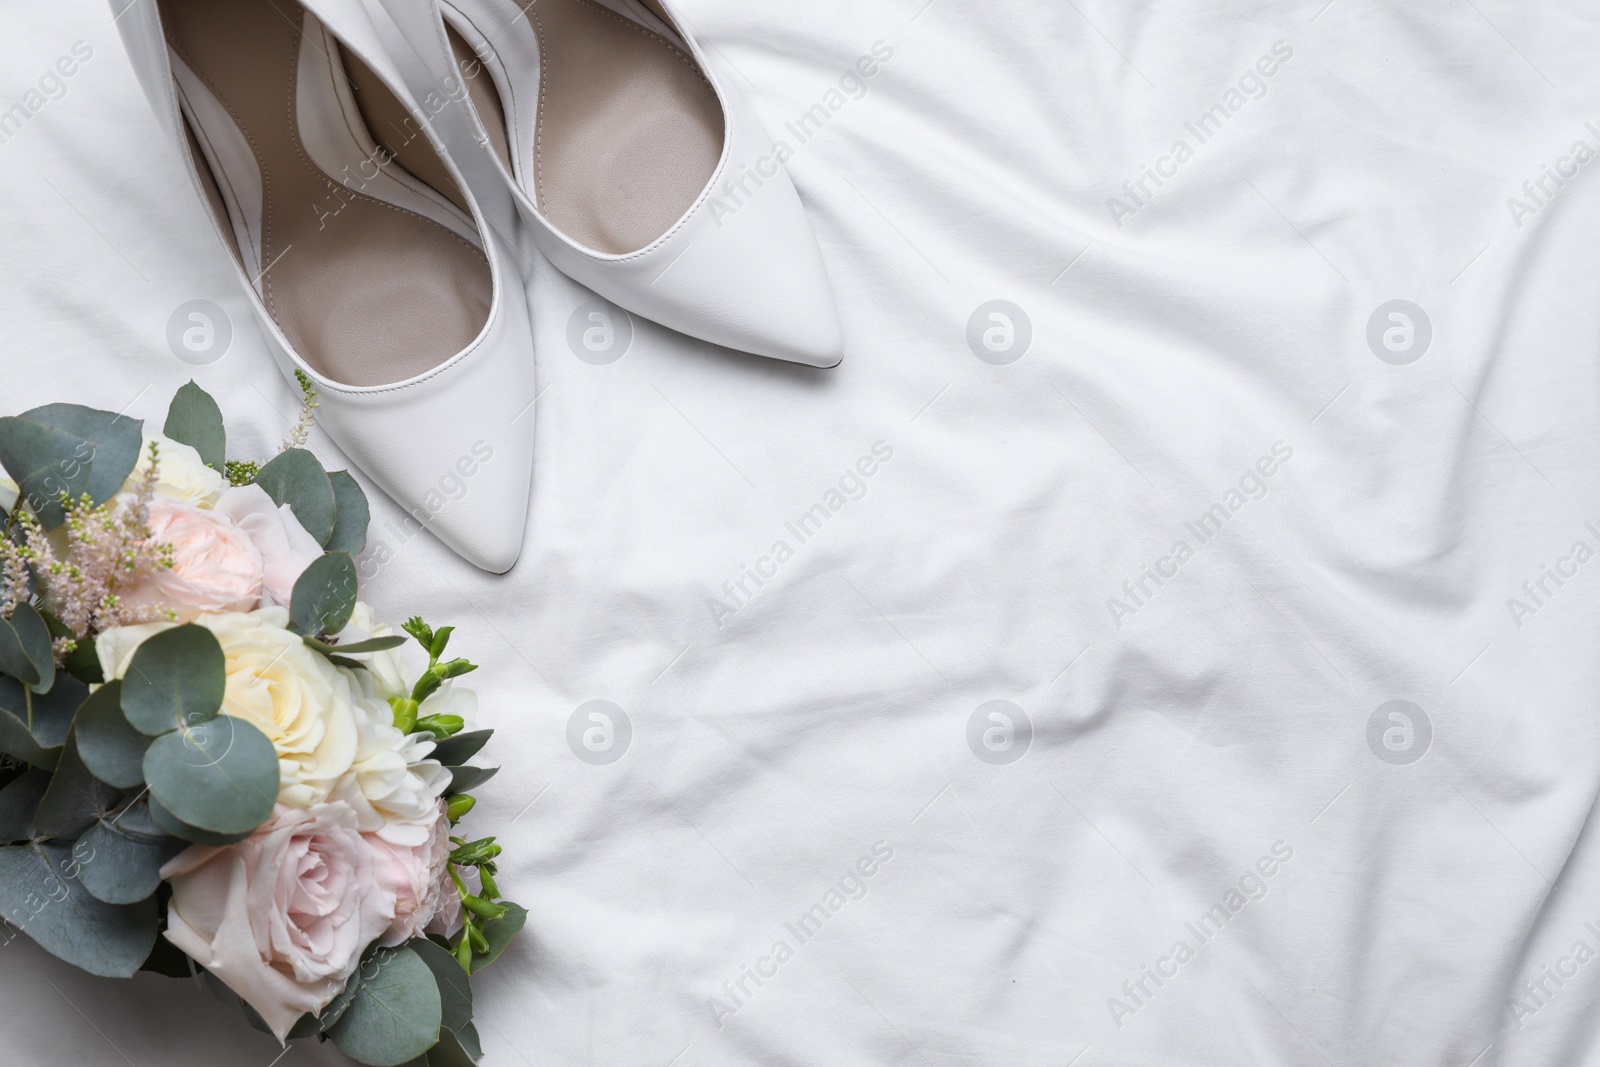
[334,602,409,701]
[123,431,227,508]
[328,669,453,846]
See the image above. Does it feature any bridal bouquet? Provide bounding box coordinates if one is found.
[0,379,522,1065]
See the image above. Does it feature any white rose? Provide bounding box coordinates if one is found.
[327,670,451,847]
[98,607,359,808]
[0,476,17,514]
[333,602,409,701]
[124,431,228,508]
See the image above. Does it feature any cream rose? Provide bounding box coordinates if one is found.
[98,608,359,807]
[214,485,323,607]
[117,498,265,622]
[125,431,228,507]
[0,475,17,514]
[160,803,396,1042]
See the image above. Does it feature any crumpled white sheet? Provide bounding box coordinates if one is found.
[4,0,1600,1064]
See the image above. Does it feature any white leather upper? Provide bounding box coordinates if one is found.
[113,0,538,572]
[294,14,483,247]
[388,0,846,368]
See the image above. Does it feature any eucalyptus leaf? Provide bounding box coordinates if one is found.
[74,681,149,788]
[75,817,184,905]
[143,716,277,835]
[0,673,86,768]
[408,937,473,1034]
[447,765,498,794]
[327,946,443,1067]
[146,797,251,846]
[452,1022,482,1061]
[198,965,237,1007]
[0,769,50,842]
[120,625,226,736]
[254,448,336,544]
[9,604,55,694]
[0,617,39,687]
[305,635,407,656]
[0,405,142,528]
[163,382,226,472]
[61,633,103,685]
[289,552,359,636]
[41,610,101,685]
[467,902,525,974]
[326,470,370,554]
[22,673,87,749]
[0,840,158,977]
[199,967,314,1039]
[34,739,119,839]
[430,730,492,768]
[237,996,319,1040]
[0,702,58,768]
[410,1028,477,1067]
[109,797,165,839]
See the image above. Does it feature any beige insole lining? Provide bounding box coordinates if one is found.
[513,0,724,255]
[161,0,491,387]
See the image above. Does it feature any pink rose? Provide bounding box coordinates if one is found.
[160,804,396,1042]
[369,801,472,947]
[214,484,323,607]
[426,860,477,942]
[120,498,264,622]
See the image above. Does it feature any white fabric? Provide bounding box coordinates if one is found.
[5,1,1600,1065]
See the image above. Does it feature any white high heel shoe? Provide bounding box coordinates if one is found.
[113,0,538,572]
[374,0,845,368]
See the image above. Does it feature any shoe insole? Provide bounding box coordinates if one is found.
[523,0,724,254]
[159,0,491,387]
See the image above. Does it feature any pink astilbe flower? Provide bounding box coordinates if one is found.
[2,441,176,645]
[0,523,29,620]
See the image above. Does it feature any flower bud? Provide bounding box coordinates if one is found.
[417,714,465,739]
[463,896,507,921]
[388,696,419,733]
